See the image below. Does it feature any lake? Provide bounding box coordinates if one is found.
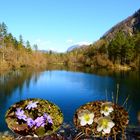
[0,68,140,131]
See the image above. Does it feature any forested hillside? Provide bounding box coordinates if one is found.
[0,22,47,72]
[58,10,140,70]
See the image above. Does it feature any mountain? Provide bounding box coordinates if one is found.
[38,50,57,53]
[67,44,84,52]
[64,9,140,70]
[67,42,91,52]
[102,9,140,41]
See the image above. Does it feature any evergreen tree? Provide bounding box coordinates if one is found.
[0,22,7,37]
[17,35,23,49]
[33,44,38,51]
[26,40,32,52]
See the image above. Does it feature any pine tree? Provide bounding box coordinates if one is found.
[26,40,32,52]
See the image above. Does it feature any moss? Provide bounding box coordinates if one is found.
[5,98,63,138]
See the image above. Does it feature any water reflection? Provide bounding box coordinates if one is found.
[0,67,140,132]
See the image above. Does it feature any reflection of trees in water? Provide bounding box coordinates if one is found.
[0,69,42,131]
[32,72,40,85]
[115,71,140,124]
[48,65,140,94]
[0,70,41,106]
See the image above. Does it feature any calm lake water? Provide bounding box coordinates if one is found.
[0,68,140,131]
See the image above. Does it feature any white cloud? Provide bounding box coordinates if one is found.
[66,39,74,44]
[76,41,91,46]
[66,39,92,46]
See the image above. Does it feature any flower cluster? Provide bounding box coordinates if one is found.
[96,117,114,134]
[78,110,94,126]
[15,102,53,129]
[6,99,64,137]
[25,101,38,110]
[78,102,115,135]
[100,102,113,116]
[15,108,27,121]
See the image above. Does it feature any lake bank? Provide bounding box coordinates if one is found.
[1,50,138,76]
[0,62,135,76]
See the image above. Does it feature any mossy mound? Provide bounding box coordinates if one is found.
[73,101,129,138]
[5,98,63,138]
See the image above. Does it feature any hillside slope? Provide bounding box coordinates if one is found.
[102,9,140,40]
[63,9,140,70]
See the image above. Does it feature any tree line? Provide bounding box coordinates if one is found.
[55,31,140,70]
[0,22,140,72]
[0,22,47,72]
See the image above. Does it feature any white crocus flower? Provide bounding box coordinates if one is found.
[100,102,113,116]
[97,117,115,134]
[78,110,94,126]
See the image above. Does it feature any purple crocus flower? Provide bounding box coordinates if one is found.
[15,108,27,121]
[26,101,38,110]
[16,108,24,116]
[35,116,46,127]
[43,113,53,124]
[43,113,48,119]
[47,115,53,124]
[27,118,35,128]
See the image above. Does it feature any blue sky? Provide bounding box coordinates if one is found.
[0,0,140,52]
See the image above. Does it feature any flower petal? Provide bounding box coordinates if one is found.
[78,115,83,120]
[89,113,94,119]
[78,112,85,120]
[87,119,93,125]
[103,127,111,134]
[104,111,110,116]
[100,110,104,114]
[108,107,113,112]
[108,121,115,128]
[97,125,103,132]
[80,119,87,126]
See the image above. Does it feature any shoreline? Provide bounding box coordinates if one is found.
[0,63,137,75]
